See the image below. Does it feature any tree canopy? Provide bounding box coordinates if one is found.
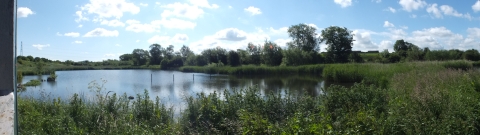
[321,26,354,63]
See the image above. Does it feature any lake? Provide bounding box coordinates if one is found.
[20,70,336,114]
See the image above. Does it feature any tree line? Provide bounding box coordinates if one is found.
[118,24,358,69]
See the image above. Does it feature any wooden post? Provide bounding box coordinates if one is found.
[193,74,194,81]
[0,0,16,134]
[173,74,174,82]
[151,74,152,85]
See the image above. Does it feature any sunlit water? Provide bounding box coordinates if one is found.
[20,70,335,115]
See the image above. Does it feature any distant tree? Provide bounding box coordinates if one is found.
[119,54,133,61]
[287,23,319,52]
[201,47,227,64]
[282,48,323,66]
[227,50,241,66]
[262,41,283,66]
[26,55,34,61]
[349,52,363,63]
[464,49,480,61]
[164,45,175,60]
[35,59,45,75]
[149,44,164,65]
[132,49,150,65]
[180,45,194,60]
[321,26,354,63]
[380,49,390,63]
[394,39,408,57]
[246,42,262,65]
[406,45,424,61]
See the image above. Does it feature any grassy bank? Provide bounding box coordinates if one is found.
[180,64,325,76]
[17,62,161,75]
[19,66,480,134]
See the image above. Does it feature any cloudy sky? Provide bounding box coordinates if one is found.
[17,0,480,61]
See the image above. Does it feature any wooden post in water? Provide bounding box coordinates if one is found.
[192,74,194,81]
[173,74,174,82]
[151,74,152,85]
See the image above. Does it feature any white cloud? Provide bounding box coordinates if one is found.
[125,19,160,33]
[383,21,395,27]
[147,34,189,44]
[269,27,288,35]
[161,2,204,19]
[372,0,381,3]
[228,6,232,9]
[173,34,189,42]
[101,19,125,27]
[410,14,417,18]
[427,4,472,20]
[104,53,116,57]
[157,18,196,29]
[136,40,140,42]
[64,32,80,37]
[73,41,82,44]
[473,1,480,12]
[17,7,34,18]
[125,18,196,33]
[189,0,219,9]
[244,6,262,15]
[214,28,248,41]
[80,0,140,19]
[75,11,89,22]
[273,38,291,48]
[83,28,119,37]
[189,28,273,53]
[352,30,378,51]
[426,4,442,18]
[386,7,396,13]
[334,0,352,8]
[139,3,148,7]
[399,0,427,12]
[56,32,62,36]
[115,44,121,46]
[379,40,394,52]
[32,44,50,50]
[78,24,83,27]
[440,5,472,20]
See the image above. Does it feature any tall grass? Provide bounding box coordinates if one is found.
[180,64,325,76]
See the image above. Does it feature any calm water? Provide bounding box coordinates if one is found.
[20,70,333,114]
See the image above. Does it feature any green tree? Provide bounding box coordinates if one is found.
[201,47,227,64]
[393,39,408,57]
[149,44,164,65]
[321,26,354,63]
[246,42,262,65]
[164,45,175,60]
[227,50,241,66]
[119,54,133,61]
[287,23,319,52]
[132,49,150,66]
[35,59,46,75]
[262,41,283,66]
[349,52,363,63]
[463,49,480,61]
[180,45,194,60]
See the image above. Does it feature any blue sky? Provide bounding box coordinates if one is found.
[17,0,480,61]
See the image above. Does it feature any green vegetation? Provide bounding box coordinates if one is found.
[19,62,480,134]
[23,79,41,87]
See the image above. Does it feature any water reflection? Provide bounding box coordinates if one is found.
[19,70,351,115]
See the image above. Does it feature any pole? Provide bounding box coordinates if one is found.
[173,74,174,82]
[0,0,16,134]
[151,74,152,85]
[193,74,194,81]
